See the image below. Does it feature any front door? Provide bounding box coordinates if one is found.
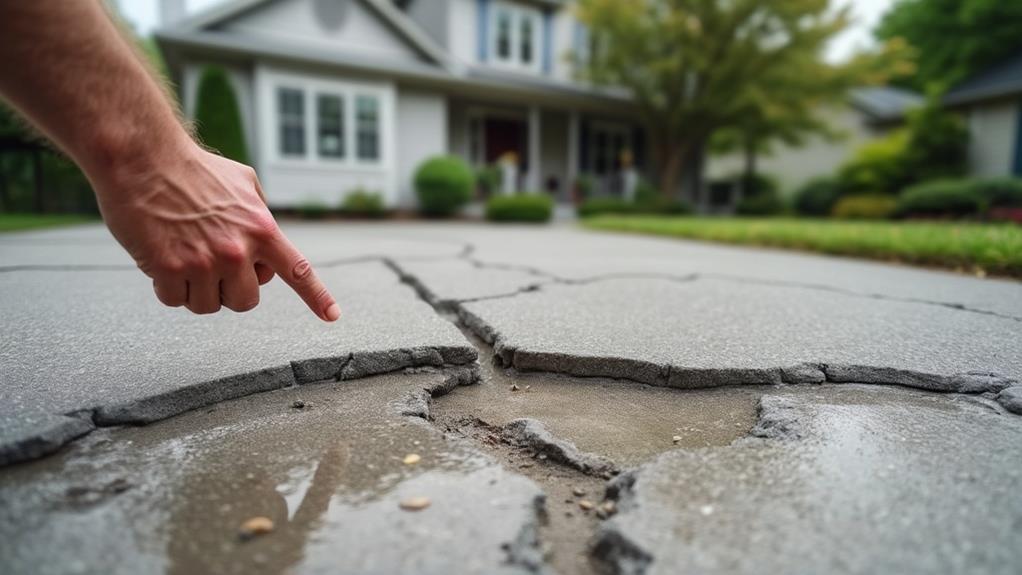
[484,117,528,171]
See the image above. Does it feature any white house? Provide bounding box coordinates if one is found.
[156,0,651,209]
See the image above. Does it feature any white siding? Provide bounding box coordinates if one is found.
[222,0,425,62]
[254,64,397,208]
[965,100,1019,178]
[396,89,448,207]
[447,0,478,65]
[407,0,449,49]
[707,106,888,193]
[551,8,577,82]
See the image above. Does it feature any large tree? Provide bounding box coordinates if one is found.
[876,0,1022,92]
[575,0,859,200]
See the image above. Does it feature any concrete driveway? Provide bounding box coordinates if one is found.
[1,221,1020,575]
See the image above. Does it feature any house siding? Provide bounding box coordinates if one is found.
[964,99,1019,178]
[396,88,448,207]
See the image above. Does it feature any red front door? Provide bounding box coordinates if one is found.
[484,118,528,171]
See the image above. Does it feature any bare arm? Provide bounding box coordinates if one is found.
[0,0,340,321]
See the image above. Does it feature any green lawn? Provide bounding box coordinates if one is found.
[0,213,97,233]
[583,216,1022,278]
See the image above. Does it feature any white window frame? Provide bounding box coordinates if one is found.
[490,1,542,73]
[260,69,392,171]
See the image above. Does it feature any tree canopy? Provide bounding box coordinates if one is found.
[575,0,893,201]
[875,0,1022,92]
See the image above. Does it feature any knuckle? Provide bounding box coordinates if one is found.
[251,212,280,240]
[187,256,215,274]
[216,242,247,266]
[156,259,186,276]
[229,298,259,313]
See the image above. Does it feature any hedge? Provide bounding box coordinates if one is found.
[414,156,474,216]
[485,194,554,223]
[195,66,249,164]
[831,195,898,220]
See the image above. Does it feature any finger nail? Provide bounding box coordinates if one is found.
[324,303,341,322]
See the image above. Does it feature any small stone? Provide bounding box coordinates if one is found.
[699,504,714,516]
[600,500,617,517]
[291,400,305,409]
[519,462,533,469]
[524,385,531,391]
[672,435,682,444]
[572,487,586,497]
[510,384,520,391]
[578,500,595,511]
[239,516,274,540]
[403,453,421,465]
[399,496,431,511]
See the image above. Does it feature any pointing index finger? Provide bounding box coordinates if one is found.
[260,232,340,322]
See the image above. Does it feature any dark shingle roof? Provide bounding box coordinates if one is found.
[848,86,923,123]
[945,49,1022,107]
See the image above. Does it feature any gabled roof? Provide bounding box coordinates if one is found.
[945,49,1022,107]
[165,0,454,71]
[848,86,923,123]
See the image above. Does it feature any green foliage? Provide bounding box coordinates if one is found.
[195,66,249,164]
[896,180,984,218]
[831,195,898,220]
[584,216,1022,277]
[475,166,502,196]
[340,190,386,218]
[575,174,595,199]
[793,177,843,216]
[578,196,692,218]
[297,199,331,220]
[875,0,1022,91]
[485,194,554,223]
[838,130,911,195]
[903,96,968,181]
[633,179,658,204]
[414,156,473,216]
[578,198,634,218]
[575,0,868,196]
[735,190,785,216]
[0,213,96,232]
[967,178,1022,208]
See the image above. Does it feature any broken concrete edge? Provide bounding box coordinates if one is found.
[996,386,1022,415]
[501,494,553,575]
[502,418,620,478]
[454,303,1021,406]
[0,345,479,469]
[746,396,805,441]
[393,365,482,419]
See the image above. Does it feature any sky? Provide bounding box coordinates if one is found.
[119,0,895,63]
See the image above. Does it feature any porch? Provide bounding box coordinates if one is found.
[447,99,649,203]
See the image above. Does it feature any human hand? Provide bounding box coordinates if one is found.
[93,139,340,321]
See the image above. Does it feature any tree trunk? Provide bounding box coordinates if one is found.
[658,145,686,201]
[741,137,757,201]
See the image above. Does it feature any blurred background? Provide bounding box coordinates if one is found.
[2,0,1020,274]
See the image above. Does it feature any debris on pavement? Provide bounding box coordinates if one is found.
[238,517,274,540]
[403,453,421,465]
[399,496,432,511]
[291,400,305,409]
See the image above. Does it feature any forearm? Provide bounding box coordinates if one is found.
[0,1,190,186]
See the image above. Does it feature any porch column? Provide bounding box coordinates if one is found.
[567,111,580,188]
[527,106,541,192]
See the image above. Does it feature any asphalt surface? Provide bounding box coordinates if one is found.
[1,221,1020,574]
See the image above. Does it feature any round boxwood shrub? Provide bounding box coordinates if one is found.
[896,180,983,218]
[414,156,473,216]
[830,194,898,220]
[793,177,842,216]
[735,189,784,216]
[968,178,1022,208]
[485,194,554,223]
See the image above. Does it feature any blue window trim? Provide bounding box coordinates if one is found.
[542,9,553,75]
[478,0,490,62]
[1014,100,1022,176]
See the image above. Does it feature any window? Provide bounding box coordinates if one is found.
[520,15,533,65]
[496,9,513,60]
[317,94,344,159]
[277,87,305,157]
[490,2,540,70]
[356,95,380,161]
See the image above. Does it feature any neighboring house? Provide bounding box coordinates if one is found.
[706,86,922,203]
[156,0,650,209]
[944,49,1022,178]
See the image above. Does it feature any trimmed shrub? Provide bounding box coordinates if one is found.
[903,96,968,181]
[297,199,330,220]
[831,195,898,220]
[896,180,983,218]
[575,174,595,200]
[414,156,473,216]
[735,189,784,216]
[485,194,554,223]
[636,197,692,215]
[578,198,634,217]
[340,190,385,218]
[793,177,842,216]
[968,178,1022,208]
[634,179,659,204]
[195,66,249,164]
[838,130,911,195]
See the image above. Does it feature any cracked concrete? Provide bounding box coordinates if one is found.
[3,222,1022,574]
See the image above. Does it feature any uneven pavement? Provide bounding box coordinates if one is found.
[1,222,1021,574]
